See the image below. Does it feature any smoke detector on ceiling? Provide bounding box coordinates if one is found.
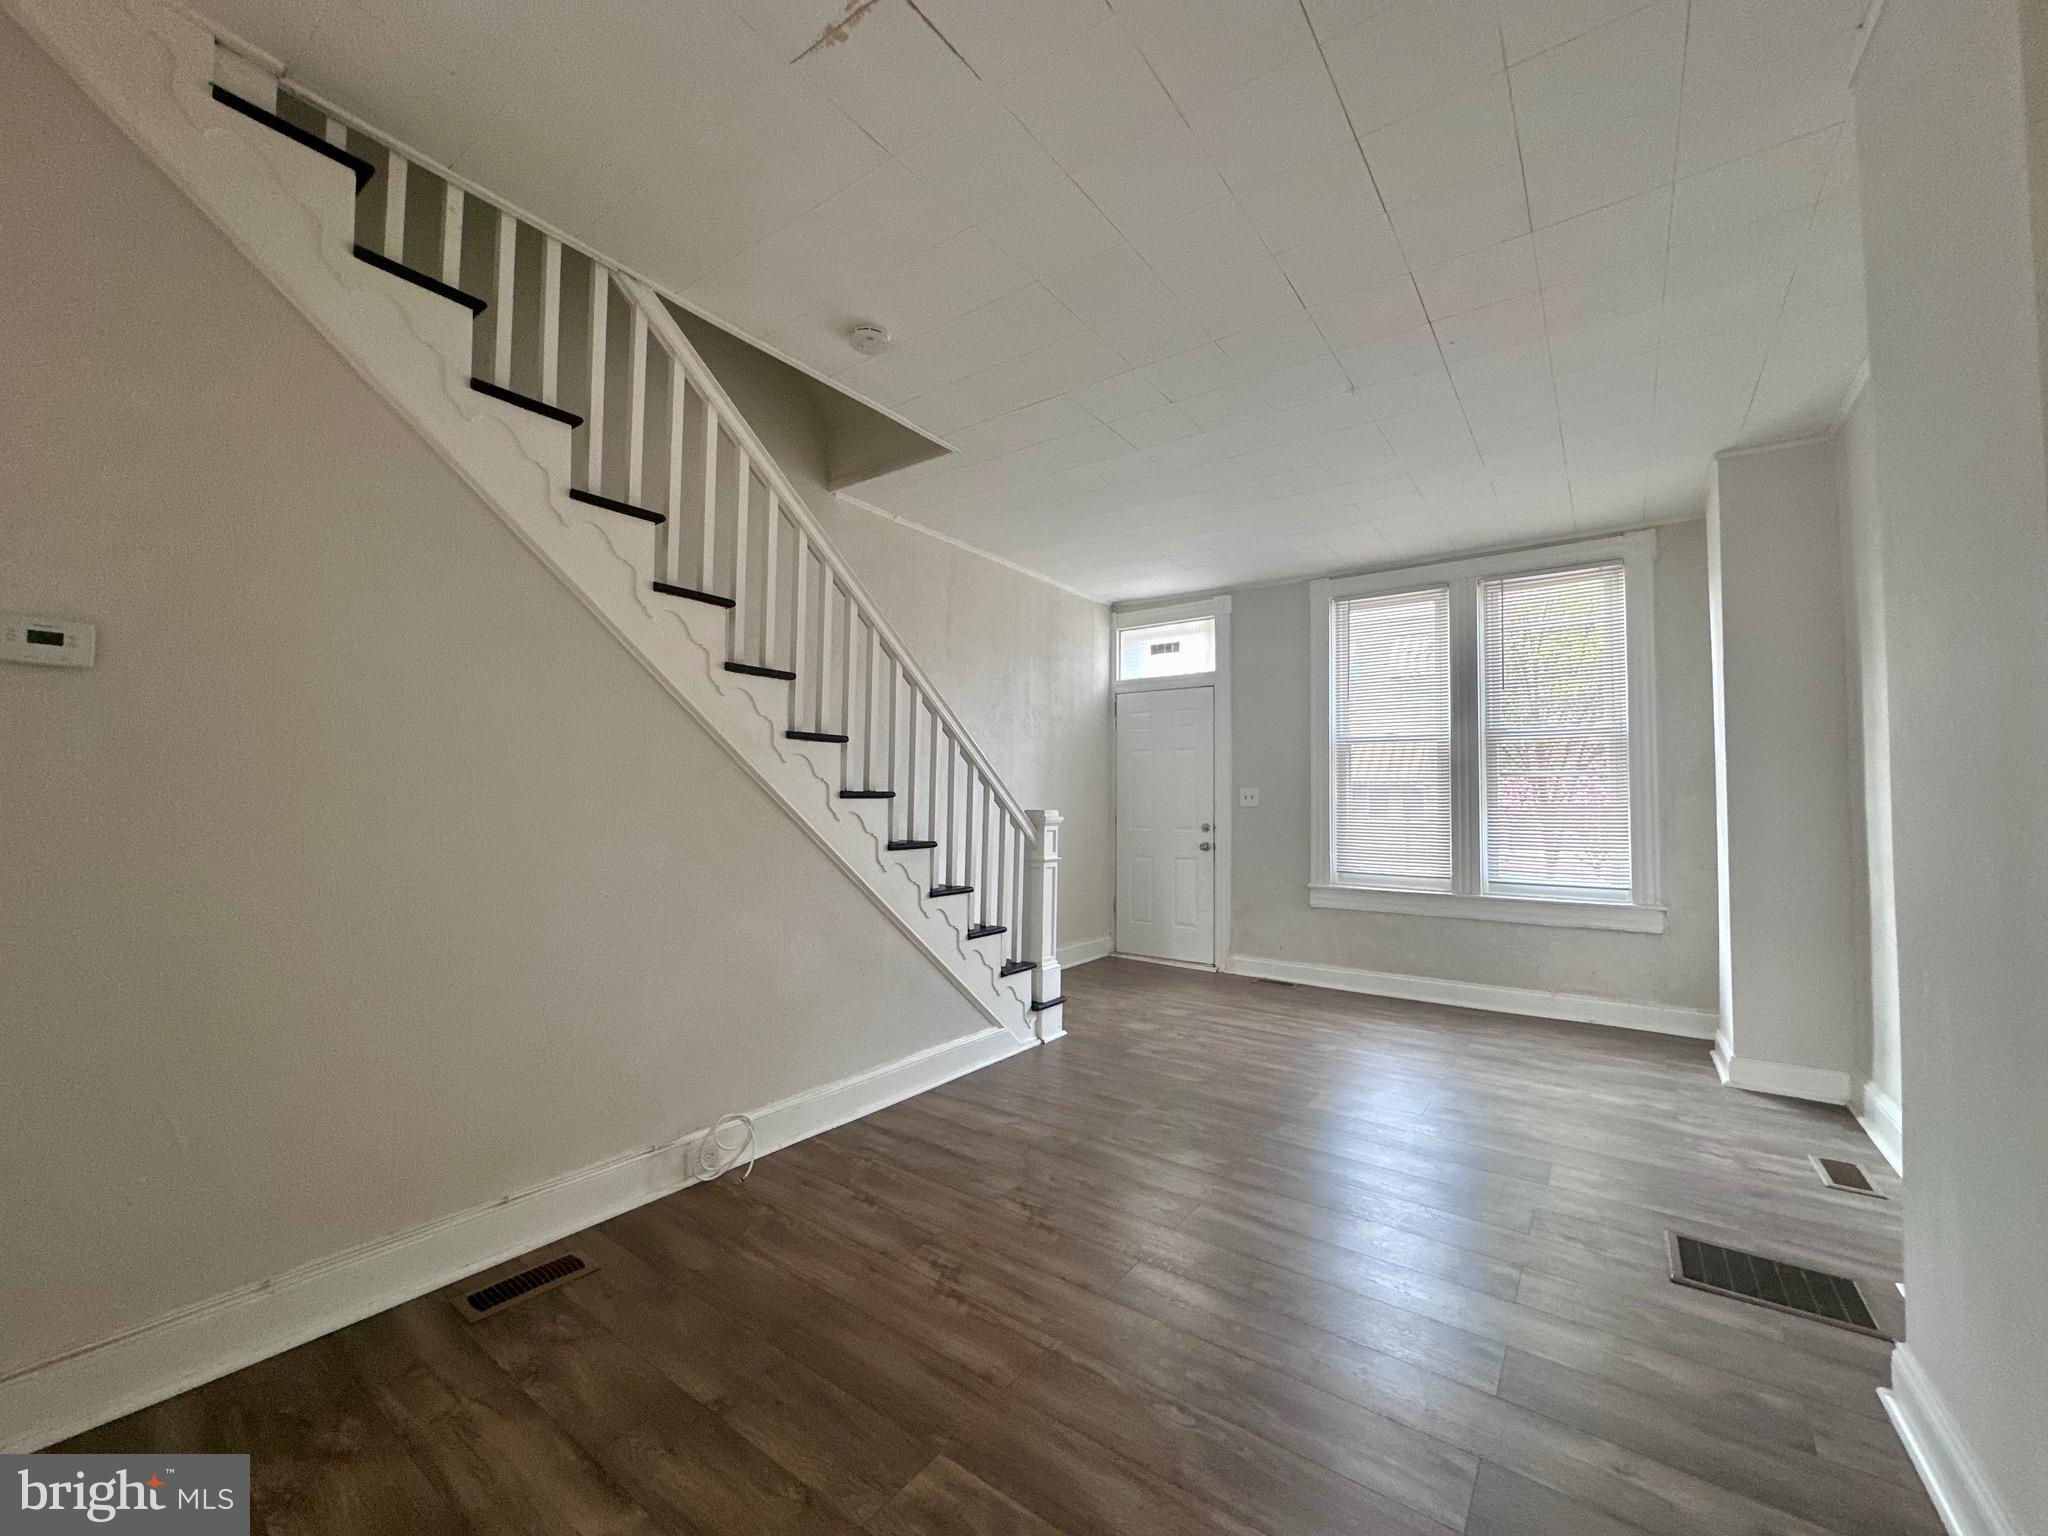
[848,323,892,356]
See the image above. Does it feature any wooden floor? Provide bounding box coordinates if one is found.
[64,959,1939,1536]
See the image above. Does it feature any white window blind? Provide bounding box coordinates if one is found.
[1330,586,1452,887]
[1480,561,1630,896]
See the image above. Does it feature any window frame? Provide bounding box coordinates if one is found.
[1309,532,1664,934]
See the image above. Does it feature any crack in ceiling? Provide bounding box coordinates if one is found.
[793,0,979,80]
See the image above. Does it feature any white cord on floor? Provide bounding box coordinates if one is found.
[695,1112,756,1182]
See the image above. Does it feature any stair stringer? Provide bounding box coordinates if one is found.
[11,0,1036,1042]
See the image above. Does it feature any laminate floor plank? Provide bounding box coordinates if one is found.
[51,959,1938,1536]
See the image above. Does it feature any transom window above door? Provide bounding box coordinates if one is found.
[1309,533,1664,933]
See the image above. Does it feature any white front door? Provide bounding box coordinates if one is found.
[1116,686,1216,965]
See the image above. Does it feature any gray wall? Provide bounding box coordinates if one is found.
[1854,0,2048,1522]
[1226,521,1718,1012]
[0,23,996,1386]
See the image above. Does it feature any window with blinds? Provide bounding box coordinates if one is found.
[1330,586,1453,887]
[1480,562,1630,897]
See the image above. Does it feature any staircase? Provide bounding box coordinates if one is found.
[13,0,1065,1043]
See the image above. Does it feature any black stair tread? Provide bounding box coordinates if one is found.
[1030,996,1066,1012]
[569,487,664,524]
[838,789,896,800]
[887,838,939,850]
[966,924,1008,939]
[470,377,582,427]
[652,581,735,609]
[211,85,376,190]
[788,730,851,744]
[350,245,487,313]
[1000,959,1037,976]
[928,884,974,898]
[726,662,798,681]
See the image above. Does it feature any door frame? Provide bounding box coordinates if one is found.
[1110,594,1232,970]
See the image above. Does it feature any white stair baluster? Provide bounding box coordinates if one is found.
[862,623,878,790]
[699,408,718,594]
[903,690,919,843]
[439,182,463,287]
[731,454,751,660]
[540,237,562,407]
[491,207,515,384]
[980,783,995,927]
[788,535,809,730]
[586,264,608,493]
[839,580,855,742]
[381,150,406,258]
[885,654,899,836]
[817,579,836,736]
[323,115,348,150]
[762,493,780,673]
[926,702,941,844]
[626,303,649,507]
[944,732,958,888]
[663,361,685,586]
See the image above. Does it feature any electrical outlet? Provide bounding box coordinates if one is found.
[1238,787,1260,807]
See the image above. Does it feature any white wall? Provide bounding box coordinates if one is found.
[1227,521,1718,1018]
[1854,0,2048,1526]
[1705,440,1860,1094]
[1832,380,1902,1147]
[0,19,1000,1412]
[668,313,1114,956]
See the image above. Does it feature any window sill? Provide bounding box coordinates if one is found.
[1308,883,1667,933]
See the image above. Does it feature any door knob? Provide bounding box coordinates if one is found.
[1199,841,1213,851]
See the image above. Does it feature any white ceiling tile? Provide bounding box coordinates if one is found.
[1001,20,1179,170]
[975,178,1125,278]
[1258,355,1355,410]
[1554,348,1660,406]
[1322,0,1504,135]
[1311,274,1430,349]
[1095,295,1215,366]
[1387,162,1532,268]
[1675,0,1865,178]
[898,103,1073,224]
[1072,120,1230,236]
[1361,75,1521,208]
[905,330,1127,432]
[1276,218,1411,307]
[833,283,1085,403]
[1184,55,1356,187]
[1669,125,1839,245]
[1333,325,1448,389]
[1216,312,1331,375]
[1500,0,1657,64]
[1042,244,1173,327]
[1664,207,1808,305]
[1232,148,1386,251]
[1115,0,1321,105]
[1541,248,1666,332]
[1072,370,1173,423]
[1416,236,1540,319]
[815,161,973,269]
[1508,1,1685,150]
[1462,378,1560,425]
[1448,336,1555,396]
[864,229,1033,338]
[1435,290,1549,359]
[771,0,992,152]
[1131,197,1274,292]
[1180,379,1275,430]
[1530,185,1673,287]
[912,0,1110,88]
[1115,400,1205,448]
[1521,104,1679,228]
[1352,364,1461,419]
[1179,258,1309,339]
[1143,342,1241,400]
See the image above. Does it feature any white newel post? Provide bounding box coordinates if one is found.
[1024,810,1065,1041]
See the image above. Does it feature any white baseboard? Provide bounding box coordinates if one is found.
[1880,1344,2026,1536]
[1227,954,1718,1039]
[0,1027,1029,1452]
[1711,1043,1852,1104]
[1058,936,1112,969]
[1853,1078,1904,1174]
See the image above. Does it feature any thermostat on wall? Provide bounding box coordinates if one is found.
[2,614,96,667]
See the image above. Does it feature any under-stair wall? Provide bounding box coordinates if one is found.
[0,10,1096,1450]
